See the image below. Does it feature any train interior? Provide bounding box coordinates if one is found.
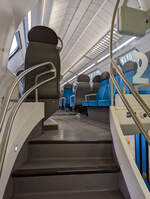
[0,0,150,199]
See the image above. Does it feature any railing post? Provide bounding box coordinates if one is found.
[109,0,120,106]
[110,63,114,106]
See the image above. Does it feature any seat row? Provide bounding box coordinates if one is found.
[59,60,150,111]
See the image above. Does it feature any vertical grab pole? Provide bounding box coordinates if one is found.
[109,0,120,106]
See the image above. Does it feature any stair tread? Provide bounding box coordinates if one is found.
[12,190,125,199]
[13,158,119,177]
[33,112,112,143]
[29,130,112,144]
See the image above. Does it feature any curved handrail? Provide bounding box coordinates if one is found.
[109,0,150,143]
[85,93,96,101]
[0,61,54,134]
[135,83,150,90]
[0,64,56,176]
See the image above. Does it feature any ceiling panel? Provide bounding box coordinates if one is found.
[39,0,140,82]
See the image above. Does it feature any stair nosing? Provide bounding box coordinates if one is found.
[29,140,112,144]
[12,163,120,177]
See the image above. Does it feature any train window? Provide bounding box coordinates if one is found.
[88,70,101,87]
[9,32,22,59]
[118,49,139,66]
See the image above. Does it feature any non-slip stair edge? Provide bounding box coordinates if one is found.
[29,140,112,144]
[13,166,120,177]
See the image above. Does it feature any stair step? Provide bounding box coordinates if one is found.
[29,130,112,144]
[28,142,113,160]
[12,190,125,199]
[13,173,120,194]
[13,158,119,177]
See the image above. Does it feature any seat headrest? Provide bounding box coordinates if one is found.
[112,68,118,76]
[122,61,137,73]
[145,51,150,64]
[93,75,101,83]
[64,83,72,89]
[28,26,58,45]
[77,74,90,82]
[100,72,110,81]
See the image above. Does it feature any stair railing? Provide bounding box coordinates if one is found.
[110,0,150,144]
[0,62,53,132]
[0,61,56,177]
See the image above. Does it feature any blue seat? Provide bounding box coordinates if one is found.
[72,74,91,110]
[82,72,111,107]
[60,84,74,108]
[82,75,101,106]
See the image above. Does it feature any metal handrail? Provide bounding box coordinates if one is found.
[111,75,150,144]
[35,67,56,102]
[85,93,96,101]
[111,60,150,117]
[0,61,53,134]
[0,64,56,176]
[135,83,150,90]
[110,0,150,143]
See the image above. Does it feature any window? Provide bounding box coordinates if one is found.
[118,49,139,66]
[9,32,21,59]
[88,70,101,87]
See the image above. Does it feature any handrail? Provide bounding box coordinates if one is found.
[0,61,53,134]
[111,75,150,144]
[109,0,150,144]
[85,93,96,101]
[135,83,150,90]
[0,64,56,176]
[35,67,56,102]
[111,60,150,117]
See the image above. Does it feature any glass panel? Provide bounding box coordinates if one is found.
[9,34,19,57]
[88,70,101,87]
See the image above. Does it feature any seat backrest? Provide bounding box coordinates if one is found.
[24,26,61,100]
[96,72,110,100]
[75,74,91,106]
[62,83,74,106]
[138,51,150,94]
[120,61,137,93]
[92,75,101,93]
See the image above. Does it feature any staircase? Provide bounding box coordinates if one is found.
[5,114,127,199]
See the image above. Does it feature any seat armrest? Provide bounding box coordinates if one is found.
[85,93,96,101]
[70,94,75,105]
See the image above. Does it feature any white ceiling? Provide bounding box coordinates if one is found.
[30,0,141,83]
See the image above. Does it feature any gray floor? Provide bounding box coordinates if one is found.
[42,110,112,142]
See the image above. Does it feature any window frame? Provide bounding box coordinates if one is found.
[9,31,22,60]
